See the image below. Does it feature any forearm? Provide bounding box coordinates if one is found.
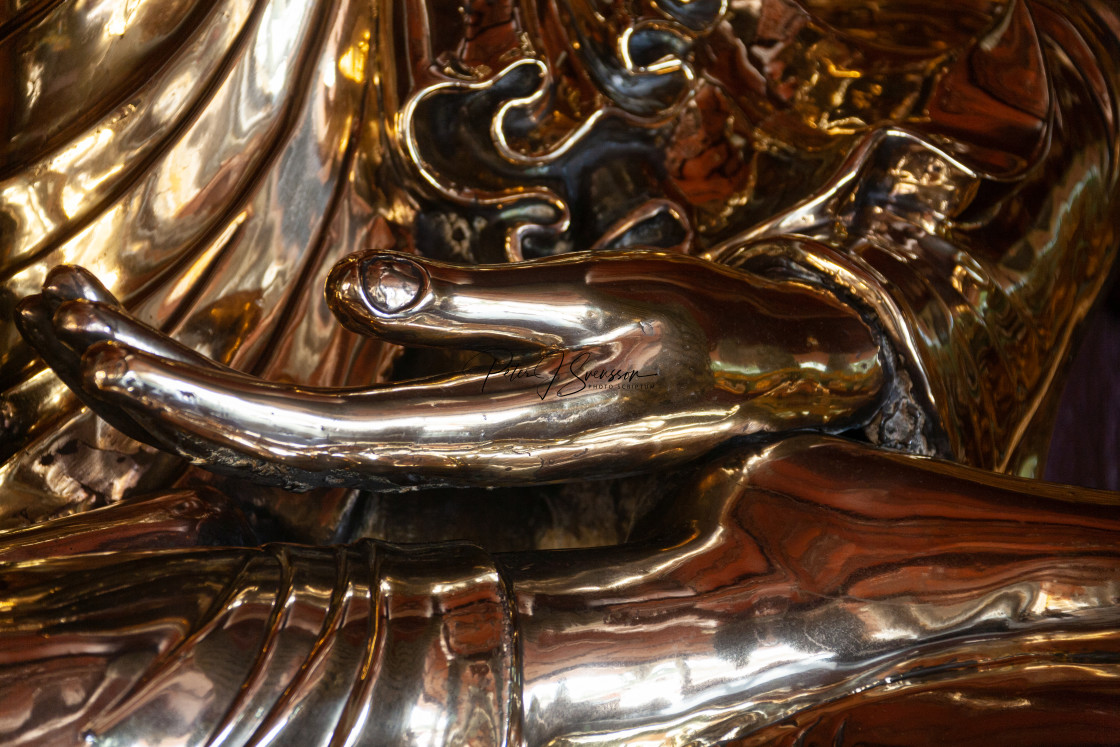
[503,437,1120,745]
[5,437,1120,746]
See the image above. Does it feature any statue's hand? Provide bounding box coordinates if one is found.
[15,251,883,490]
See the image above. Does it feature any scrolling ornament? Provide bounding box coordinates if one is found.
[1,0,1120,745]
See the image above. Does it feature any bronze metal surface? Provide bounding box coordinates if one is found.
[1,0,1120,743]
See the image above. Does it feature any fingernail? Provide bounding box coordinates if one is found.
[361,256,427,315]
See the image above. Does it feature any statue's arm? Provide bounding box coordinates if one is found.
[3,437,1119,746]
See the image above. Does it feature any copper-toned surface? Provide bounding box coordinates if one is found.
[1,0,1120,743]
[16,255,885,489]
[2,438,1120,745]
[3,0,1119,513]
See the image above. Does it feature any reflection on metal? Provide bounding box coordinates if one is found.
[16,257,885,489]
[1,0,1120,743]
[4,438,1120,745]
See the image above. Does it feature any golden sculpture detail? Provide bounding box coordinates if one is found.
[1,0,1119,744]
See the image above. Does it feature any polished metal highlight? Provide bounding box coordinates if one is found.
[16,256,884,489]
[2,0,1120,744]
[3,438,1120,745]
[2,0,1117,512]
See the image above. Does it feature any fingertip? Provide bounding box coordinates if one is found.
[43,265,120,307]
[14,295,56,350]
[14,295,47,331]
[327,251,430,332]
[51,299,91,331]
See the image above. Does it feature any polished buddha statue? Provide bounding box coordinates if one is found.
[1,0,1119,744]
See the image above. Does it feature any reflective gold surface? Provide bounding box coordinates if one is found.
[2,0,1120,743]
[507,437,1120,744]
[15,255,884,489]
[2,0,1117,506]
[3,438,1120,745]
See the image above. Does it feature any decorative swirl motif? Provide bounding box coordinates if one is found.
[0,0,1120,744]
[3,0,1114,518]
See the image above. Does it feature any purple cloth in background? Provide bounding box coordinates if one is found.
[1046,285,1120,490]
